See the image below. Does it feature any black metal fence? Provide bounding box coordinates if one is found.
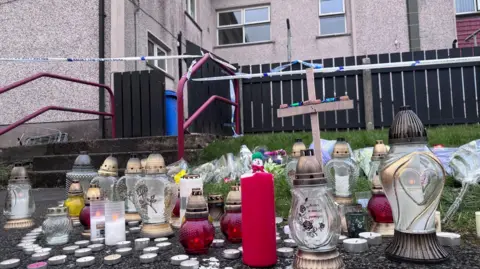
[113,70,166,137]
[241,47,480,133]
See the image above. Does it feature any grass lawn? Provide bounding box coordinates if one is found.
[200,125,480,238]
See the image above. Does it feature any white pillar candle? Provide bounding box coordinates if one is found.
[435,211,441,232]
[105,202,126,246]
[437,232,461,246]
[343,238,369,253]
[476,212,480,238]
[358,232,382,245]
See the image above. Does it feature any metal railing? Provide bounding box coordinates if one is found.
[0,73,116,138]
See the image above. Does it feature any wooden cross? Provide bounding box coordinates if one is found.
[277,68,354,167]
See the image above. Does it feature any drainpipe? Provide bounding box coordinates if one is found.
[99,0,106,138]
[286,19,291,62]
[133,1,140,70]
[178,32,183,79]
[350,0,357,56]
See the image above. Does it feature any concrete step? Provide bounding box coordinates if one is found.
[0,134,217,164]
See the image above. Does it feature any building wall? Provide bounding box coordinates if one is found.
[456,15,480,48]
[418,0,457,51]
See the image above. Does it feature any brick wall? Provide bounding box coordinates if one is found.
[457,15,480,48]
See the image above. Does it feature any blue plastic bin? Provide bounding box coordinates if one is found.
[164,90,178,136]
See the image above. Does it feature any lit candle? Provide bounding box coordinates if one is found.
[358,232,382,245]
[436,232,461,247]
[476,212,480,238]
[343,238,369,253]
[435,211,441,232]
[105,202,126,246]
[335,168,351,197]
[90,201,105,240]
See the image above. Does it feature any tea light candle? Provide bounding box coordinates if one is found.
[63,245,80,254]
[105,202,126,246]
[91,238,105,244]
[129,227,140,234]
[74,240,90,247]
[437,232,461,246]
[128,221,139,227]
[140,253,157,264]
[27,262,47,269]
[25,247,42,255]
[435,211,441,232]
[212,239,224,248]
[284,239,297,248]
[23,236,37,241]
[116,241,131,248]
[343,239,368,253]
[104,254,121,265]
[17,243,31,249]
[88,244,104,252]
[76,256,95,267]
[223,249,241,259]
[35,248,51,254]
[359,232,382,245]
[74,248,92,257]
[171,255,189,265]
[31,252,50,262]
[277,247,294,258]
[22,239,36,244]
[116,247,133,256]
[180,259,200,269]
[26,232,40,237]
[156,242,172,251]
[135,238,150,251]
[154,237,168,243]
[476,212,480,238]
[47,255,67,266]
[0,259,20,269]
[143,246,159,254]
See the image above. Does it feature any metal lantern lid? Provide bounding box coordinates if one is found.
[185,188,209,219]
[332,138,350,158]
[294,149,327,186]
[388,105,427,145]
[292,138,307,158]
[71,151,95,171]
[9,163,30,184]
[46,206,69,216]
[208,194,224,204]
[68,179,84,197]
[86,183,102,203]
[125,154,142,174]
[145,153,167,174]
[371,140,388,161]
[98,155,119,177]
[140,158,147,171]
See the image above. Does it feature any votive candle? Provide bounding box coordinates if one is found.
[105,202,126,246]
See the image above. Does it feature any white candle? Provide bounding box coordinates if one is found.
[74,241,90,248]
[105,202,126,246]
[13,192,29,218]
[223,249,241,259]
[0,259,20,269]
[47,255,67,266]
[90,201,106,240]
[435,211,441,232]
[335,174,350,197]
[476,212,480,238]
[275,217,283,224]
[358,232,382,245]
[171,255,189,265]
[277,247,294,258]
[31,252,50,262]
[284,239,297,248]
[338,235,347,243]
[75,256,95,267]
[62,245,79,254]
[103,254,121,265]
[140,253,157,264]
[180,259,200,269]
[156,242,172,250]
[437,232,461,246]
[343,238,369,253]
[143,247,159,254]
[212,239,224,248]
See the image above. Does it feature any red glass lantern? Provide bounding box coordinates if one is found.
[220,185,242,243]
[179,189,215,254]
[79,183,102,237]
[368,192,393,223]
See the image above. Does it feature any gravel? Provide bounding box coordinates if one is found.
[1,188,479,269]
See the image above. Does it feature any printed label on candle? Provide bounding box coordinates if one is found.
[293,192,329,249]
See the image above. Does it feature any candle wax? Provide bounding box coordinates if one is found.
[105,219,126,246]
[335,174,350,197]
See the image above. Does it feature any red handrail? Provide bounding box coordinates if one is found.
[0,73,116,138]
[177,53,240,160]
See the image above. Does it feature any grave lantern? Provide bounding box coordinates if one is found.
[91,156,119,201]
[42,206,73,245]
[285,138,307,186]
[3,164,36,230]
[367,140,394,236]
[220,185,242,243]
[132,153,178,238]
[115,154,142,222]
[289,149,344,269]
[380,105,449,263]
[64,179,85,222]
[179,188,215,254]
[79,183,103,237]
[65,151,98,199]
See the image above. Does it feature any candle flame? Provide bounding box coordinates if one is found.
[409,179,415,185]
[112,214,118,221]
[95,211,101,217]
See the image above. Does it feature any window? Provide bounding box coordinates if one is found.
[148,39,167,72]
[455,0,480,14]
[186,0,196,20]
[217,6,271,45]
[319,0,346,36]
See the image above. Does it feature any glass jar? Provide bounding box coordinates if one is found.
[42,206,73,245]
[65,151,98,199]
[91,156,119,201]
[220,185,242,243]
[115,154,142,222]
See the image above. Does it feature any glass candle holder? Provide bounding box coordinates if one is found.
[285,139,307,187]
[179,189,215,254]
[207,194,224,223]
[220,185,242,243]
[90,201,106,240]
[105,201,126,246]
[80,183,103,237]
[179,174,203,224]
[345,212,369,238]
[42,206,73,245]
[91,156,119,201]
[64,179,85,222]
[115,154,142,222]
[3,164,36,230]
[65,152,98,199]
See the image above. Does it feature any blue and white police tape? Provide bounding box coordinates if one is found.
[269,60,323,73]
[0,55,202,62]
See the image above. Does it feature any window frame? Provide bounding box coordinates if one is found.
[318,0,347,36]
[455,0,480,14]
[186,0,197,20]
[147,32,170,73]
[216,5,271,46]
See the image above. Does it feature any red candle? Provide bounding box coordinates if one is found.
[367,193,393,223]
[241,172,277,267]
